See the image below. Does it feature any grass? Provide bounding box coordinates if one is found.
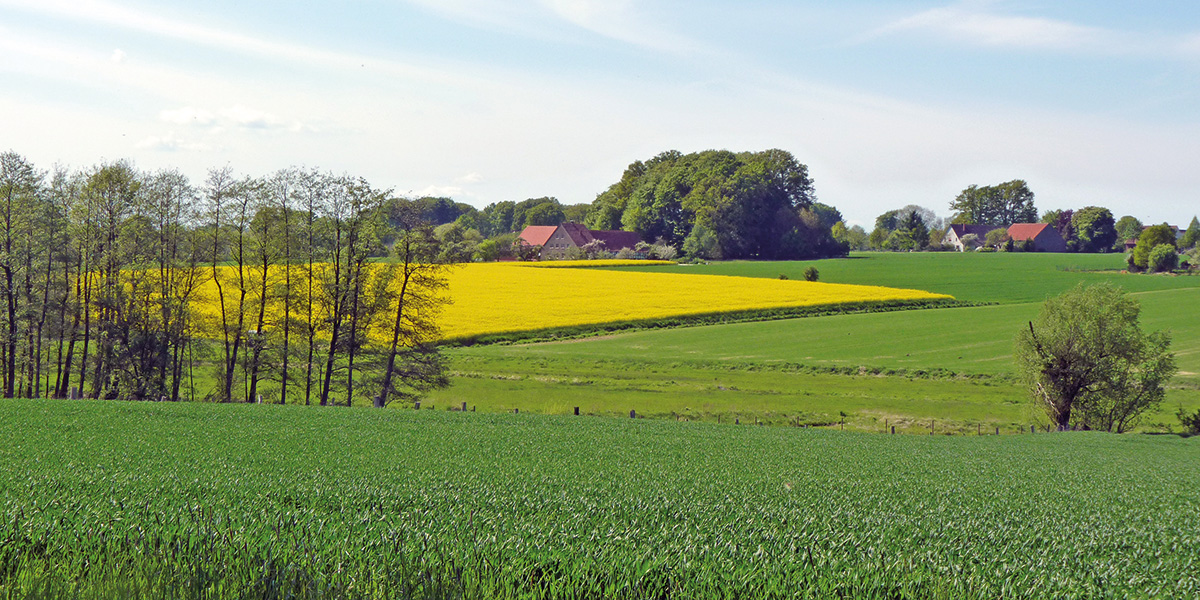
[609,251,1200,304]
[435,253,1200,432]
[3,399,1198,599]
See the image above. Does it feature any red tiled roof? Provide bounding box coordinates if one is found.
[1006,223,1050,242]
[518,225,557,247]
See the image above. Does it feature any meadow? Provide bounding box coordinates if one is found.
[3,399,1198,599]
[433,253,1200,432]
[609,251,1200,304]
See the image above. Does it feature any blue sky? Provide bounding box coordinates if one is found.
[2,0,1198,226]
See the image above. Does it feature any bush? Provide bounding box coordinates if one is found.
[803,267,819,282]
[615,247,638,260]
[1133,224,1177,269]
[652,244,678,261]
[1148,244,1178,273]
[1179,407,1200,435]
[778,273,789,280]
[1125,252,1139,272]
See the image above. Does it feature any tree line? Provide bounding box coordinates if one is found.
[829,179,1199,262]
[0,152,448,406]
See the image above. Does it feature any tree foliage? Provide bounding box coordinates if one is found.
[1181,216,1200,250]
[587,149,845,259]
[1070,207,1117,253]
[949,181,1037,228]
[0,151,451,405]
[1114,216,1143,249]
[984,228,1010,249]
[1148,245,1178,273]
[1015,283,1176,432]
[1132,224,1177,270]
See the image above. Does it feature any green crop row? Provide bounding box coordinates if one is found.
[2,400,1198,599]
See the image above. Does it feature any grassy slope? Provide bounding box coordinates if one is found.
[437,253,1200,431]
[3,400,1198,599]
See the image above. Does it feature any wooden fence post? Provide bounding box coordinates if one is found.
[574,407,579,416]
[891,426,895,435]
[414,401,420,410]
[461,401,467,412]
[630,409,636,419]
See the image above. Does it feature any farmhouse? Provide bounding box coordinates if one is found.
[945,223,1067,252]
[519,223,642,260]
[1006,223,1067,252]
[943,224,992,252]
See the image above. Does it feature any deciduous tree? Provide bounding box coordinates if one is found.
[1071,207,1117,253]
[1015,283,1176,431]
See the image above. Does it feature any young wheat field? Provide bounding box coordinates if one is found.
[3,400,1198,599]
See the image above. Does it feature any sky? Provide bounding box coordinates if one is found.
[2,0,1199,227]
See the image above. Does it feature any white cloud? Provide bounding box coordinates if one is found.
[109,48,125,63]
[159,105,311,133]
[413,185,464,198]
[135,132,209,152]
[160,106,215,125]
[399,0,548,37]
[864,4,1159,55]
[459,172,484,184]
[538,0,703,54]
[220,105,281,129]
[399,0,704,54]
[0,0,470,86]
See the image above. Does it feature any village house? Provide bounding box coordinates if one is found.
[942,224,993,252]
[518,223,642,260]
[944,223,1067,252]
[1006,223,1067,252]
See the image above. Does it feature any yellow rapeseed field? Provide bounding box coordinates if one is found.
[440,262,950,340]
[187,261,950,342]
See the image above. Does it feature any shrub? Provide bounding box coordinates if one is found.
[778,273,789,280]
[615,247,638,260]
[1133,224,1176,269]
[803,267,819,282]
[654,245,678,261]
[1179,407,1200,435]
[1148,244,1178,273]
[1125,252,1139,272]
[984,228,1010,249]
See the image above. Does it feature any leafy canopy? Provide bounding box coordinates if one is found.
[587,149,846,260]
[1014,283,1176,432]
[949,180,1037,228]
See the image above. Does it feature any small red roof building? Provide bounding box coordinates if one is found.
[517,223,642,260]
[517,225,557,247]
[1006,223,1067,252]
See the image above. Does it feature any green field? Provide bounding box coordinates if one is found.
[4,400,1198,599]
[434,253,1200,432]
[611,252,1200,304]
